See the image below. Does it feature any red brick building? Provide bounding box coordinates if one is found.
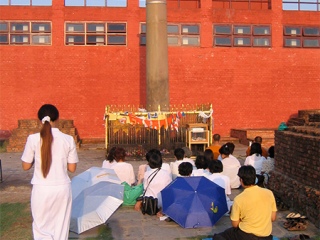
[0,0,319,141]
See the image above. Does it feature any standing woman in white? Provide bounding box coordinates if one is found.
[21,104,79,240]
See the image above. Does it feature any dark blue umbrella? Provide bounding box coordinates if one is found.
[161,176,228,228]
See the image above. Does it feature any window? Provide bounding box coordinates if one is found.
[65,0,127,7]
[212,0,271,10]
[0,21,51,45]
[139,0,146,7]
[0,0,52,5]
[283,0,319,11]
[140,23,200,46]
[65,22,126,46]
[213,24,271,47]
[284,26,320,48]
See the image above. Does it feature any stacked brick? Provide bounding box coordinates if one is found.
[6,119,80,152]
[268,110,320,228]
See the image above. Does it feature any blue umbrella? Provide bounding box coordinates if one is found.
[161,176,228,228]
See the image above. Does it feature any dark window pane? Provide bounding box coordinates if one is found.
[214,25,231,35]
[107,24,126,33]
[11,34,29,43]
[167,25,179,34]
[11,23,29,32]
[168,36,179,45]
[66,35,85,44]
[253,26,270,35]
[284,38,301,47]
[234,26,251,35]
[32,35,50,44]
[32,23,51,32]
[0,34,8,43]
[215,37,231,46]
[141,24,146,34]
[181,25,199,34]
[107,35,126,45]
[234,37,251,46]
[284,26,301,36]
[140,35,146,45]
[303,27,319,36]
[87,23,105,32]
[253,37,270,46]
[303,39,319,47]
[87,35,105,44]
[0,23,8,31]
[66,23,84,32]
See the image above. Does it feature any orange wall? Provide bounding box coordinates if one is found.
[0,0,319,139]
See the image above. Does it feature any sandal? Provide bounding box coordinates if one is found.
[287,222,307,231]
[286,212,296,218]
[299,234,310,239]
[283,220,297,229]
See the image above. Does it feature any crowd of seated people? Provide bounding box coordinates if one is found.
[101,135,275,219]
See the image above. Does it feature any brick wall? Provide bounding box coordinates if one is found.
[6,119,79,152]
[0,0,319,140]
[268,123,320,228]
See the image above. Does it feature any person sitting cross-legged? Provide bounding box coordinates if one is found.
[206,160,233,212]
[213,165,277,240]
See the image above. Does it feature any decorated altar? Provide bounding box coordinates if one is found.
[104,104,213,154]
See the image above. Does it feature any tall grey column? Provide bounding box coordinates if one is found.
[146,0,169,112]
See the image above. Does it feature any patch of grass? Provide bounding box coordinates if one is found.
[84,225,113,240]
[0,202,33,239]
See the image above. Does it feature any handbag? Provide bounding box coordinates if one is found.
[140,168,161,215]
[122,182,144,206]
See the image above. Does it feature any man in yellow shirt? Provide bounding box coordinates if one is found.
[213,165,277,240]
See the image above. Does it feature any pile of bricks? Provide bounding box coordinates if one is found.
[268,110,320,228]
[6,119,80,152]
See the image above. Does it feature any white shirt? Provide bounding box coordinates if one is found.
[143,168,172,202]
[192,168,210,177]
[102,160,117,169]
[221,156,241,189]
[206,173,231,195]
[21,128,79,185]
[244,154,266,174]
[170,158,196,180]
[111,162,136,185]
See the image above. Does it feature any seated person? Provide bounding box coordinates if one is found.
[213,165,277,240]
[217,142,238,162]
[206,160,232,212]
[178,162,193,177]
[192,155,210,176]
[261,146,275,185]
[246,136,268,158]
[207,133,221,160]
[137,149,172,184]
[244,143,266,186]
[219,144,241,189]
[111,147,136,186]
[170,148,195,179]
[134,153,172,213]
[102,146,117,169]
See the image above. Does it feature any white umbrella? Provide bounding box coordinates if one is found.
[70,181,124,234]
[71,167,122,200]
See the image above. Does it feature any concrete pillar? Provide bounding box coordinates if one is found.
[146,0,169,112]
